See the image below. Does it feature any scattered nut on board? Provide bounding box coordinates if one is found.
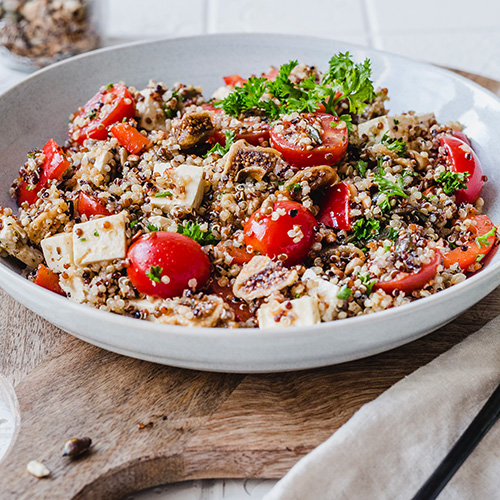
[61,437,92,458]
[26,460,50,478]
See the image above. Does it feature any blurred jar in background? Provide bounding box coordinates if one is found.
[0,0,102,71]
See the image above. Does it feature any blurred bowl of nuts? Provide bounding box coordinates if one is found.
[0,0,102,71]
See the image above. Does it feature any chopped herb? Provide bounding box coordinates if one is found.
[93,230,99,237]
[388,227,399,240]
[295,291,301,298]
[146,224,158,232]
[358,274,376,295]
[436,171,469,195]
[205,129,236,157]
[383,241,392,252]
[393,119,400,125]
[286,183,302,192]
[381,132,407,156]
[373,166,408,211]
[146,265,163,283]
[476,227,496,249]
[80,237,86,242]
[177,221,219,245]
[154,191,172,198]
[130,220,138,228]
[87,110,97,119]
[337,285,352,300]
[122,117,128,123]
[401,168,418,178]
[105,83,114,91]
[351,217,380,246]
[357,160,368,177]
[476,253,485,262]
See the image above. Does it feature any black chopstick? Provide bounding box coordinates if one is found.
[411,380,500,500]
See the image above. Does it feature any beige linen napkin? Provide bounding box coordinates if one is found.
[263,315,500,500]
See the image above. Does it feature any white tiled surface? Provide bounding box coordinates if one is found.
[1,0,500,499]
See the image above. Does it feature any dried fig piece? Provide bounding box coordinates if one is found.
[173,112,214,149]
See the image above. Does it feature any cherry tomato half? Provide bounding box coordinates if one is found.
[77,192,112,219]
[442,215,496,270]
[374,250,442,295]
[317,181,351,230]
[216,242,255,266]
[69,83,136,145]
[270,113,348,168]
[127,232,211,299]
[439,136,484,205]
[243,200,318,266]
[17,139,70,206]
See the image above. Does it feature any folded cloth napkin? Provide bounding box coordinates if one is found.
[263,315,500,500]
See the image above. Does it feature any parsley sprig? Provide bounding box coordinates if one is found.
[214,52,375,129]
[373,166,409,211]
[381,132,407,156]
[177,221,219,246]
[436,171,469,195]
[205,129,236,157]
[476,227,496,249]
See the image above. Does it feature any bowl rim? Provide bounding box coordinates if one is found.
[1,33,499,355]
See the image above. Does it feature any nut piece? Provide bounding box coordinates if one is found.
[233,256,298,301]
[62,437,92,458]
[26,460,50,478]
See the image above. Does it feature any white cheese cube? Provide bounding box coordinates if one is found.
[73,213,127,266]
[94,149,113,173]
[146,215,177,232]
[41,232,74,272]
[257,296,320,329]
[357,113,435,144]
[153,161,170,176]
[151,164,205,211]
[302,269,342,306]
[60,272,86,303]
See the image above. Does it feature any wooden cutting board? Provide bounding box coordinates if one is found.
[0,70,499,500]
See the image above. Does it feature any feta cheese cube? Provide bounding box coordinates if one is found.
[257,296,320,329]
[60,271,86,303]
[302,269,342,305]
[357,113,435,144]
[151,164,205,211]
[73,213,127,266]
[40,232,74,272]
[153,161,170,176]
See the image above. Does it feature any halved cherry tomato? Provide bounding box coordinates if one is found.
[34,264,65,296]
[208,279,253,322]
[243,200,318,266]
[17,139,70,206]
[127,232,210,299]
[223,74,246,87]
[439,136,484,204]
[270,113,348,167]
[77,192,112,219]
[69,83,136,145]
[317,181,351,230]
[451,130,471,146]
[216,242,254,266]
[375,250,442,295]
[110,122,151,155]
[443,215,496,270]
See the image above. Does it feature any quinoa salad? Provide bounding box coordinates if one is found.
[0,52,497,329]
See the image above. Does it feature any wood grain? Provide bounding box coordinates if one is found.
[0,69,499,499]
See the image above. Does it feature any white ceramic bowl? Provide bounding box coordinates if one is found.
[0,34,499,373]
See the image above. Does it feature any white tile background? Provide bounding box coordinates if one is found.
[1,1,500,499]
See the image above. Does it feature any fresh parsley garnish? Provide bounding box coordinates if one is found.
[130,220,138,228]
[146,224,158,232]
[476,253,485,262]
[214,52,375,130]
[337,285,352,300]
[373,166,408,211]
[177,221,219,245]
[476,227,496,249]
[357,160,368,178]
[358,274,376,295]
[205,129,236,157]
[154,191,172,198]
[436,171,469,195]
[286,183,301,193]
[381,132,407,156]
[93,230,99,237]
[146,265,163,283]
[351,217,380,246]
